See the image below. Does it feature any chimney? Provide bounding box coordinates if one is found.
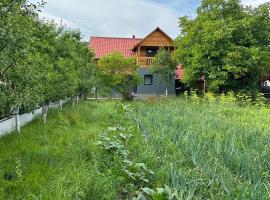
[132,35,135,39]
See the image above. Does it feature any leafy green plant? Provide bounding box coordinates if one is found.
[123,160,154,183]
[133,186,180,200]
[96,132,129,159]
[116,103,135,116]
[190,90,201,104]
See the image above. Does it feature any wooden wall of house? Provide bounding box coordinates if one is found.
[139,47,147,57]
[139,29,173,47]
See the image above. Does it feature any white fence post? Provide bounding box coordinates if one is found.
[72,97,75,107]
[59,100,63,110]
[15,108,20,133]
[42,104,49,123]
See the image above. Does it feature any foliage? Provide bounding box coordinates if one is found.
[0,0,46,117]
[150,48,177,96]
[184,90,267,106]
[98,52,139,100]
[174,0,270,93]
[96,122,154,185]
[133,186,180,200]
[0,0,95,119]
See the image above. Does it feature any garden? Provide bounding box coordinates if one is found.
[1,95,270,199]
[1,0,270,199]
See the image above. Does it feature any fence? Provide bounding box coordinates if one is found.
[0,98,70,137]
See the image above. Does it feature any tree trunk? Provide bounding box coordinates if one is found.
[72,97,75,108]
[15,108,20,133]
[59,100,63,110]
[203,80,206,94]
[123,92,133,101]
[76,95,79,103]
[83,93,87,101]
[95,87,98,100]
[42,104,49,123]
[165,87,168,96]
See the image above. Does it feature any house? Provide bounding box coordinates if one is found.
[89,27,180,96]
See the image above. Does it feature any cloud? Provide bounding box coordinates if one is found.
[38,11,75,27]
[242,0,269,7]
[29,0,268,41]
[29,0,199,40]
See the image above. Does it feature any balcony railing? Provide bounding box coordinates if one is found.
[137,57,155,67]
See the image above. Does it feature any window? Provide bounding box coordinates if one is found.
[144,75,153,85]
[146,48,158,57]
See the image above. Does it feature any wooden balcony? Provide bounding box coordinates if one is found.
[137,57,155,67]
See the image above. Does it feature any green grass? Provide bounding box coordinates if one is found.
[0,99,270,199]
[0,101,131,199]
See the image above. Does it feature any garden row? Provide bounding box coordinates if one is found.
[96,103,181,199]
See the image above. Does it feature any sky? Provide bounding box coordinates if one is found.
[29,0,269,41]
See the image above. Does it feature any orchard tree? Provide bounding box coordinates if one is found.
[76,43,96,100]
[0,0,45,128]
[0,0,96,127]
[174,0,270,94]
[150,48,177,96]
[98,52,139,100]
[30,20,60,123]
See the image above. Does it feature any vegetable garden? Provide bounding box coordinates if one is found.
[1,0,270,199]
[1,96,270,199]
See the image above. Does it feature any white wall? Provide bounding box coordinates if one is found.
[0,99,70,137]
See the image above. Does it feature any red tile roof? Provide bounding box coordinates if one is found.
[89,37,142,58]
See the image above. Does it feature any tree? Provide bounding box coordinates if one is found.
[0,0,45,124]
[77,45,96,100]
[97,52,139,100]
[174,0,270,94]
[0,0,96,127]
[150,48,177,96]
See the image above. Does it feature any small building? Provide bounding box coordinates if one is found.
[89,27,179,96]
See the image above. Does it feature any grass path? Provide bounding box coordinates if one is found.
[0,101,131,199]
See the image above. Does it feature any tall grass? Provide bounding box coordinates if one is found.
[0,101,129,200]
[130,98,270,199]
[1,99,270,199]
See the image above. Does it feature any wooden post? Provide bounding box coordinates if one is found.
[138,45,141,66]
[15,108,20,133]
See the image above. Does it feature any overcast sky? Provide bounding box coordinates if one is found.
[29,0,269,41]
